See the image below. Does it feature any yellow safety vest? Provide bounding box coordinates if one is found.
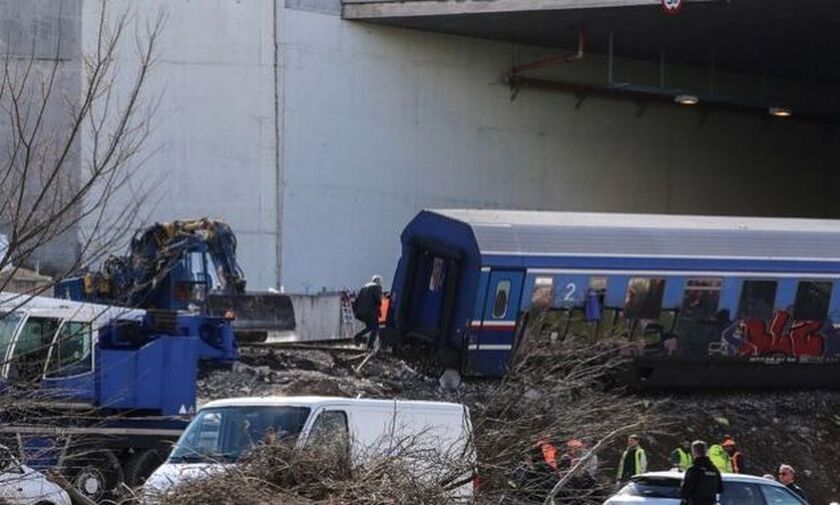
[708,444,733,473]
[673,448,692,471]
[616,447,646,480]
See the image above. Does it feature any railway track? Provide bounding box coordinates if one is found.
[240,338,365,354]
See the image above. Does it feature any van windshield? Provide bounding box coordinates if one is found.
[169,406,311,463]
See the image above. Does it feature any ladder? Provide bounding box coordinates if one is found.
[340,291,357,339]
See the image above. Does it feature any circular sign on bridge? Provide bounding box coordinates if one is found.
[661,0,683,14]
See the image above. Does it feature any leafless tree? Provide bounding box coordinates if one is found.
[469,341,669,505]
[0,1,166,502]
[0,0,164,305]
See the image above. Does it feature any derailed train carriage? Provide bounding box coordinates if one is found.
[384,209,840,388]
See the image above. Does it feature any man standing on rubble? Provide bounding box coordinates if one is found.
[680,440,723,505]
[616,434,647,486]
[353,275,384,350]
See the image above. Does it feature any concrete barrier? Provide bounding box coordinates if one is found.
[279,292,358,342]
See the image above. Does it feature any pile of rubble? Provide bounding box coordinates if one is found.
[198,346,445,403]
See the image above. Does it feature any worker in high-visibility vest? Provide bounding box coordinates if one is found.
[722,437,745,474]
[707,443,733,473]
[536,437,559,471]
[616,434,647,485]
[378,293,390,324]
[671,439,693,471]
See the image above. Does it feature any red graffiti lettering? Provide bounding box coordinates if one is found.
[738,311,824,357]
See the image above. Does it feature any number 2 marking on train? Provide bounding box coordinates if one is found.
[563,282,576,301]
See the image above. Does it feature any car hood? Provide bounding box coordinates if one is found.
[604,497,680,505]
[0,465,71,505]
[142,462,226,501]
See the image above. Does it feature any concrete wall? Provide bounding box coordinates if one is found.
[68,0,840,294]
[0,0,82,274]
[80,0,280,288]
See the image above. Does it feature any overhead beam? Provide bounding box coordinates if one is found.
[342,0,716,19]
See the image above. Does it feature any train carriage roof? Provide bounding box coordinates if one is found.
[425,209,840,261]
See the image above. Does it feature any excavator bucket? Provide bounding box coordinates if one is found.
[206,292,296,343]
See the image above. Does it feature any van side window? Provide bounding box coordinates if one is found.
[624,278,666,319]
[45,322,93,378]
[308,410,349,447]
[737,280,777,321]
[793,281,832,321]
[307,410,351,473]
[492,281,511,319]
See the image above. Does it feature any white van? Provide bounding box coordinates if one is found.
[143,396,476,499]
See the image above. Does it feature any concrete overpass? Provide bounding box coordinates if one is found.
[343,0,840,122]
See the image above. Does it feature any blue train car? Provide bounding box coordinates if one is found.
[386,209,840,388]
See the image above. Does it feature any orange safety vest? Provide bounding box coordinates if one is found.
[730,450,742,473]
[379,295,390,324]
[540,442,558,470]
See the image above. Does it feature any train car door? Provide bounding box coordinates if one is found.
[474,270,524,375]
[404,249,460,343]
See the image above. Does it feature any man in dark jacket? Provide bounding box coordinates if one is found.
[778,464,807,502]
[353,275,384,349]
[680,440,723,505]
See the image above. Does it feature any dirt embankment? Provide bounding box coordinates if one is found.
[198,347,840,504]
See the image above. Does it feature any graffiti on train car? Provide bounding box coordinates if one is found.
[721,312,825,357]
[519,275,840,361]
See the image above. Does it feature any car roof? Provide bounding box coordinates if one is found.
[201,395,467,412]
[634,471,787,487]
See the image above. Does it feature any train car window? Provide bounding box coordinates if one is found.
[531,277,554,307]
[624,278,666,319]
[428,257,446,291]
[680,279,722,320]
[589,276,607,306]
[492,281,511,319]
[793,281,832,321]
[737,280,777,321]
[676,279,722,357]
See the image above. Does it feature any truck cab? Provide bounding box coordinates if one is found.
[0,294,237,414]
[0,301,143,401]
[0,294,239,501]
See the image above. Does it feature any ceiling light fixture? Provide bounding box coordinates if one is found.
[769,106,793,118]
[674,94,699,106]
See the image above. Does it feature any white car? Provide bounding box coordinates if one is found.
[0,445,71,505]
[605,471,808,505]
